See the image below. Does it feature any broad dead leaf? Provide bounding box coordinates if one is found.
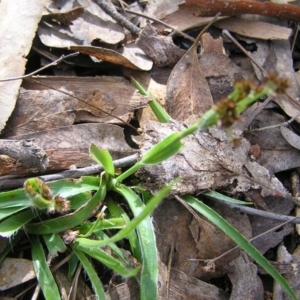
[0,0,49,132]
[215,17,292,40]
[70,45,153,71]
[166,32,213,122]
[3,76,149,136]
[40,0,124,46]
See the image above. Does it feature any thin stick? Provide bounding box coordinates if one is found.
[0,153,138,190]
[0,52,79,82]
[249,113,300,132]
[116,7,196,43]
[94,0,140,35]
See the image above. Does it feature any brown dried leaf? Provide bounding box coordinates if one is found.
[43,6,84,26]
[166,33,213,122]
[70,45,153,71]
[215,17,292,40]
[154,3,222,32]
[199,33,242,103]
[3,76,149,136]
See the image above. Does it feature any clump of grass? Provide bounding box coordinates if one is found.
[0,73,296,300]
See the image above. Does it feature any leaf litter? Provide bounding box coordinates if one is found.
[2,0,300,299]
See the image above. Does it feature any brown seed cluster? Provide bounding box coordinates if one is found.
[213,98,241,127]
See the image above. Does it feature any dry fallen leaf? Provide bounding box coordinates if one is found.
[166,32,213,122]
[3,76,149,136]
[70,45,153,71]
[40,0,124,46]
[0,0,49,132]
[215,17,292,40]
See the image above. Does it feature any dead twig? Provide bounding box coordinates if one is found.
[93,0,140,36]
[187,0,300,23]
[0,153,138,190]
[0,52,79,82]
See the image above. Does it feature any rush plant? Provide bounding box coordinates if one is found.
[0,74,296,300]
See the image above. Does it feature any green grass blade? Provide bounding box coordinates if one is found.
[203,190,253,205]
[90,144,115,177]
[25,180,107,235]
[131,77,170,123]
[75,243,139,277]
[182,195,297,300]
[43,233,67,256]
[75,181,175,300]
[0,188,31,209]
[0,209,36,237]
[106,196,141,261]
[73,248,106,300]
[0,207,29,221]
[31,235,61,300]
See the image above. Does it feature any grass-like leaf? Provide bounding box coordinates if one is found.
[0,209,35,237]
[43,233,67,256]
[90,144,115,178]
[182,195,297,300]
[203,190,253,205]
[31,235,61,300]
[74,243,140,277]
[73,248,106,299]
[131,77,170,123]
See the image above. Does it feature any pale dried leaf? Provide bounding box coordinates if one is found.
[0,258,35,290]
[140,0,182,28]
[215,17,292,40]
[0,0,49,132]
[280,126,300,150]
[41,0,124,46]
[155,3,225,32]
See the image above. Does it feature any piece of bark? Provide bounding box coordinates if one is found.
[4,123,137,175]
[138,120,290,198]
[136,24,186,67]
[3,76,150,136]
[0,139,48,173]
[227,252,264,300]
